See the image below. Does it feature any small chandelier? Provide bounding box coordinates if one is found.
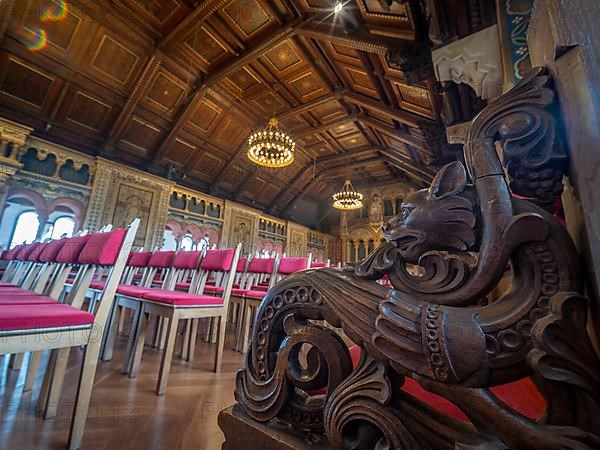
[332,179,363,210]
[247,118,295,168]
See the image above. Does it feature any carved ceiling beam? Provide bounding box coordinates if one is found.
[296,21,391,54]
[359,116,423,149]
[274,90,348,121]
[158,0,231,50]
[109,53,162,141]
[209,140,249,187]
[295,113,363,139]
[379,147,436,182]
[343,91,428,128]
[315,146,379,164]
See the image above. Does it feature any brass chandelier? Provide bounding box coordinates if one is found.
[332,179,363,210]
[247,118,295,168]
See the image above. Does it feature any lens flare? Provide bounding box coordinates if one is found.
[26,28,48,52]
[40,0,69,22]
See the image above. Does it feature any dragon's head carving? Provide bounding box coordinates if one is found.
[382,161,478,262]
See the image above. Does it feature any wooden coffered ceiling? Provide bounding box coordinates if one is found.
[0,0,455,227]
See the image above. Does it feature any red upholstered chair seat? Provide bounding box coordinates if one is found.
[0,304,94,331]
[251,285,269,292]
[231,288,248,296]
[203,285,224,294]
[0,295,59,305]
[141,291,224,306]
[175,282,191,290]
[0,281,15,287]
[244,290,267,299]
[116,285,162,297]
[89,280,106,290]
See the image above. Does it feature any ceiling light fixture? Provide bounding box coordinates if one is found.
[247,118,295,168]
[334,1,343,13]
[332,179,363,210]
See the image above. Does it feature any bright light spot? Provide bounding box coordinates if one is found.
[11,211,40,247]
[334,2,343,13]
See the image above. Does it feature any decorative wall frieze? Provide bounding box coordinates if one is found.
[432,25,503,100]
[0,117,32,147]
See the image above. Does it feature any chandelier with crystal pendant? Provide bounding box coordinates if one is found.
[247,118,295,168]
[332,179,363,210]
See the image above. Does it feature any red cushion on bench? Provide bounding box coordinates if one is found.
[0,303,94,331]
[141,291,224,306]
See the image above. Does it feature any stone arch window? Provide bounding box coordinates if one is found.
[180,234,194,251]
[49,215,75,239]
[10,211,40,247]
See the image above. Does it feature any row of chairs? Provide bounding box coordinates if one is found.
[0,219,140,450]
[0,220,324,447]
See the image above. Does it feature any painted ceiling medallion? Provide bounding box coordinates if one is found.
[332,179,363,210]
[247,118,295,168]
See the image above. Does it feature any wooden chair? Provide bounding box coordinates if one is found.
[0,219,138,450]
[127,245,241,395]
[102,250,176,365]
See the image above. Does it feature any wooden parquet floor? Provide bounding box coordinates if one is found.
[0,327,244,450]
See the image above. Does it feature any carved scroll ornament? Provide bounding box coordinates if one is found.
[235,68,599,449]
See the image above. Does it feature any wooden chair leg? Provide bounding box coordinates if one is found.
[44,347,71,419]
[122,303,141,374]
[186,319,199,362]
[67,339,103,450]
[156,314,179,396]
[129,310,149,378]
[180,319,191,359]
[235,299,247,352]
[10,352,25,370]
[37,349,57,413]
[241,304,254,354]
[23,350,43,392]
[101,304,120,362]
[213,315,226,373]
[158,317,168,350]
[210,318,218,344]
[117,305,127,334]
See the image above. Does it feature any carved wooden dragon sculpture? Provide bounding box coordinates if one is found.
[235,68,600,449]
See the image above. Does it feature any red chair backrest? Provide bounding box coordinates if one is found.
[311,261,327,268]
[55,235,91,264]
[27,243,48,262]
[247,257,276,274]
[278,257,308,275]
[236,257,248,272]
[38,238,67,262]
[147,251,175,268]
[16,243,38,261]
[78,229,127,266]
[200,249,235,272]
[172,251,202,269]
[127,251,152,267]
